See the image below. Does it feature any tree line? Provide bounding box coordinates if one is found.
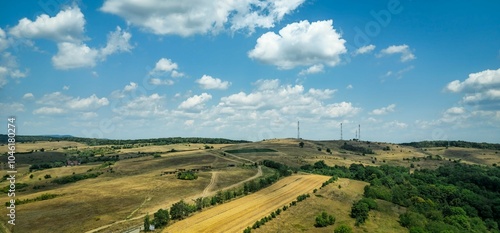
[301,161,500,232]
[400,140,500,150]
[340,142,374,155]
[0,134,249,146]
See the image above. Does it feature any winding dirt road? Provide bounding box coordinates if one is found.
[85,153,262,233]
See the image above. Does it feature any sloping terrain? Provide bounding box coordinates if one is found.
[163,174,330,233]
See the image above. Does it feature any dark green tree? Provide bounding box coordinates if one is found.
[144,213,151,232]
[350,201,370,225]
[170,200,192,220]
[314,211,335,227]
[153,208,170,227]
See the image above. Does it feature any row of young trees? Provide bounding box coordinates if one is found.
[144,160,294,231]
[301,160,500,232]
[243,193,312,232]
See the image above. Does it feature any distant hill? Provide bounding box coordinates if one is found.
[40,134,74,138]
[0,134,250,145]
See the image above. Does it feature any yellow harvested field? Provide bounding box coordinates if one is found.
[163,174,330,233]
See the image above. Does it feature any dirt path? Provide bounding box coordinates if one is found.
[202,172,219,197]
[85,167,262,233]
[163,174,330,233]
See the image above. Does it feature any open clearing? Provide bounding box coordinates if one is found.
[163,174,330,233]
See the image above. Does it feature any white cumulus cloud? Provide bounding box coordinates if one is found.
[445,68,500,93]
[196,75,231,90]
[378,44,415,62]
[100,0,305,36]
[9,7,132,70]
[100,26,133,57]
[113,93,166,117]
[445,68,500,110]
[23,93,34,100]
[371,104,396,115]
[67,94,109,110]
[150,58,184,78]
[9,6,85,43]
[179,93,213,110]
[248,20,346,69]
[353,44,375,55]
[149,78,174,86]
[0,102,24,112]
[299,64,324,76]
[52,42,99,69]
[33,107,66,115]
[36,92,109,113]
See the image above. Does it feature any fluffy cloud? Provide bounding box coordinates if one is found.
[124,82,138,92]
[299,64,324,76]
[445,68,500,110]
[33,107,66,115]
[100,26,133,57]
[196,75,231,90]
[100,0,305,36]
[149,78,174,86]
[254,79,280,90]
[9,6,85,43]
[378,44,415,62]
[179,93,212,110]
[319,102,360,118]
[353,44,375,55]
[150,58,184,78]
[9,7,132,70]
[0,102,24,113]
[0,52,28,88]
[218,79,358,119]
[36,92,109,113]
[248,20,347,69]
[445,68,500,93]
[308,88,336,99]
[67,94,109,110]
[52,42,99,69]
[52,27,133,69]
[440,107,469,124]
[23,93,34,100]
[113,93,166,117]
[371,104,396,115]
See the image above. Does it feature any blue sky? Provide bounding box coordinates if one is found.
[1,0,499,143]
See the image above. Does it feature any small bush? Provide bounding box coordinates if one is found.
[315,211,335,227]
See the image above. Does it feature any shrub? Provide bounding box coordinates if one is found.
[177,171,198,180]
[315,211,335,227]
[334,224,353,233]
